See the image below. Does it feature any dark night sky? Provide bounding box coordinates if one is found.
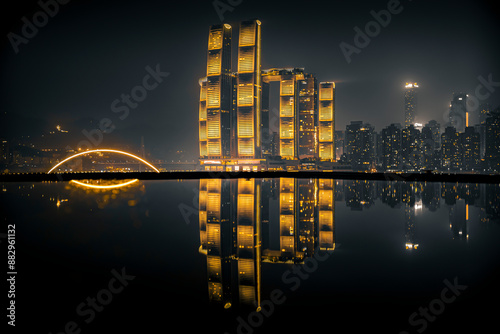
[1,0,499,159]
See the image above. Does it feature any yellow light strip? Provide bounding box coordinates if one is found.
[70,179,139,189]
[48,149,160,174]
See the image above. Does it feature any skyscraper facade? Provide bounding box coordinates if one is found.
[485,110,500,171]
[404,83,418,127]
[461,126,480,171]
[200,24,233,159]
[381,123,402,171]
[345,121,375,171]
[237,20,262,159]
[318,82,335,160]
[441,126,462,170]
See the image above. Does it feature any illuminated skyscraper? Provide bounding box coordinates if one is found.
[237,20,262,158]
[278,71,298,159]
[261,68,317,160]
[404,83,418,128]
[298,74,318,159]
[200,24,233,159]
[199,20,336,167]
[318,82,335,160]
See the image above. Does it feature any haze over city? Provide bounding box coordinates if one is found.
[1,0,499,164]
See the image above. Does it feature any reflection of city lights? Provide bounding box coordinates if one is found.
[405,243,419,250]
[70,179,139,190]
[48,149,160,173]
[56,198,68,208]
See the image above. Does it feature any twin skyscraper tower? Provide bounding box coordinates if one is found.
[199,20,336,170]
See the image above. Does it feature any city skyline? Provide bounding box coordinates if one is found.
[1,0,499,162]
[2,2,500,332]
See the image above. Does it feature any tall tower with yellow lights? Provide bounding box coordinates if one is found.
[200,24,233,159]
[236,19,262,159]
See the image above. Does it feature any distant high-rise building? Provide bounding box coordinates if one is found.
[422,120,441,150]
[485,109,500,171]
[404,83,418,127]
[381,123,402,171]
[402,125,423,171]
[345,121,375,171]
[421,121,440,170]
[441,126,462,170]
[448,93,468,133]
[461,126,480,171]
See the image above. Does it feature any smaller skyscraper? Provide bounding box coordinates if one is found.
[318,82,335,161]
[485,109,500,171]
[423,120,441,150]
[381,123,402,171]
[441,126,462,170]
[401,125,423,171]
[448,93,468,133]
[345,121,375,171]
[461,126,480,171]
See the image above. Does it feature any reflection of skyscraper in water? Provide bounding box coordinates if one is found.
[236,179,261,307]
[404,204,418,250]
[402,182,421,250]
[318,179,335,250]
[448,199,468,241]
[199,179,235,308]
[344,180,374,210]
[298,179,316,256]
[199,178,336,309]
[199,178,261,309]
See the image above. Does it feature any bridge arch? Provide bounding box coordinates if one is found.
[47,149,160,174]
